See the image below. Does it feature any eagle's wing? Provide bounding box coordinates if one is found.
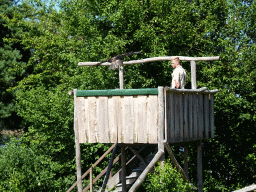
[96,51,143,69]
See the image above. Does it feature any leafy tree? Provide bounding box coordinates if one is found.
[1,0,256,191]
[0,0,31,132]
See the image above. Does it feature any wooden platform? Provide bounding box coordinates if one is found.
[74,87,218,144]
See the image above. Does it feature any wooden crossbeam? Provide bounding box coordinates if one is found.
[78,56,220,89]
[78,56,220,66]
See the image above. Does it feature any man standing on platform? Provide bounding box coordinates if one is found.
[171,57,187,89]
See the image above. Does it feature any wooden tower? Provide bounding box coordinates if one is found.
[67,56,220,192]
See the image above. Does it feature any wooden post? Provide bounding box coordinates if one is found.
[184,146,188,179]
[197,140,203,192]
[158,86,165,164]
[121,145,127,192]
[210,94,215,138]
[73,89,83,192]
[191,60,196,89]
[119,60,124,89]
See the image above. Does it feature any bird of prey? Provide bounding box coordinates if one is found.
[98,51,143,70]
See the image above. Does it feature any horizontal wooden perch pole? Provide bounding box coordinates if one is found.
[78,56,220,66]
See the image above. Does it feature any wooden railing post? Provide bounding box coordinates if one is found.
[191,60,197,89]
[119,60,124,89]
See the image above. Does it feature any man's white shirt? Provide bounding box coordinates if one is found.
[172,65,187,89]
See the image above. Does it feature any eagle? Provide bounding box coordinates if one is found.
[98,51,143,70]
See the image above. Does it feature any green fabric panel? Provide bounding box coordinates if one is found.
[76,88,158,97]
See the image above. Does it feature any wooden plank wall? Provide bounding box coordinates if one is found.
[76,95,159,144]
[165,91,215,143]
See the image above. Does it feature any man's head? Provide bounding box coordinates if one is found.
[171,57,180,68]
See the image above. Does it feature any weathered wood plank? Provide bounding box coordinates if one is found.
[170,92,175,142]
[189,93,193,140]
[118,97,124,143]
[174,94,179,142]
[134,96,147,143]
[179,93,183,142]
[95,98,100,142]
[109,96,120,143]
[148,95,158,143]
[77,97,86,143]
[98,97,109,143]
[193,94,198,140]
[204,94,210,139]
[88,97,97,143]
[123,96,134,143]
[84,98,89,143]
[165,92,171,143]
[210,94,215,138]
[184,93,189,141]
[198,93,204,140]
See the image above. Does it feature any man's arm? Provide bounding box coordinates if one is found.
[175,80,180,89]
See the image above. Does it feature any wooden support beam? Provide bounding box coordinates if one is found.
[121,145,127,192]
[128,149,164,192]
[128,146,148,165]
[73,89,83,192]
[197,140,203,192]
[101,143,118,191]
[184,146,188,179]
[158,86,165,164]
[164,142,188,182]
[78,56,220,66]
[90,168,93,192]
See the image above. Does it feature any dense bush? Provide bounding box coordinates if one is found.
[141,160,192,192]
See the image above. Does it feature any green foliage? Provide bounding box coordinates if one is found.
[0,138,73,192]
[141,161,192,192]
[0,0,30,131]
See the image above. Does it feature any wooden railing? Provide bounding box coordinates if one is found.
[67,143,117,192]
[67,144,148,192]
